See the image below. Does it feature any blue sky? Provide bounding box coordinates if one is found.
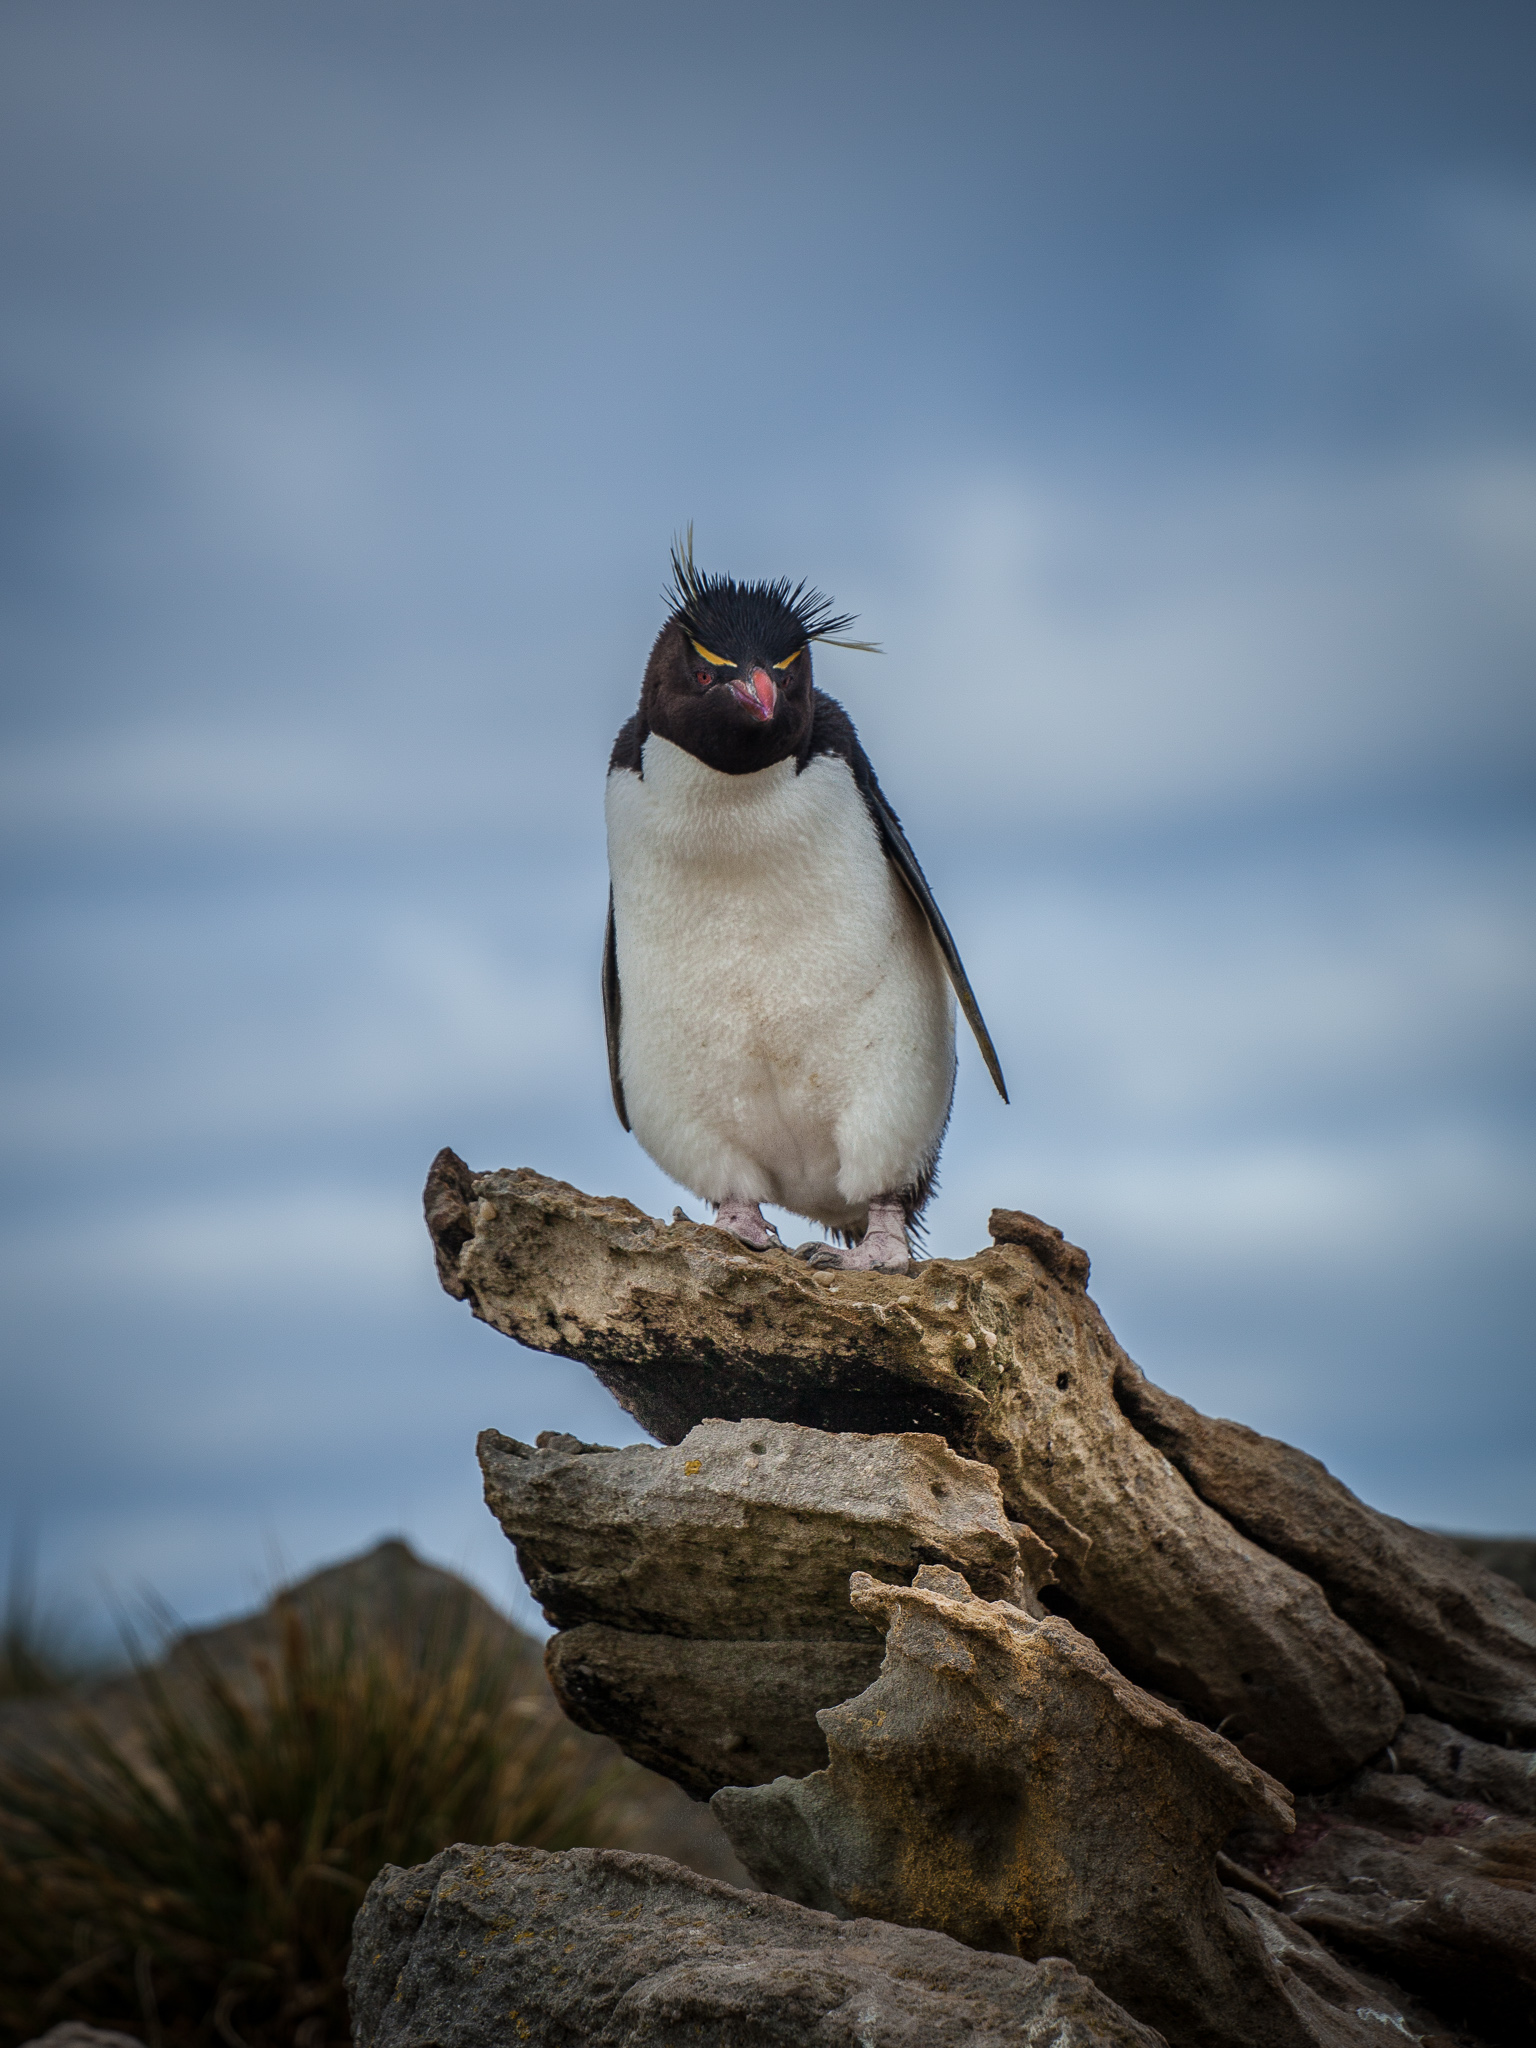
[2,0,1532,1634]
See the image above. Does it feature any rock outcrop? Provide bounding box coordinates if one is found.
[546,1629,885,1796]
[479,1417,1054,1794]
[1114,1370,1536,1746]
[428,1154,1430,1786]
[1287,1829,1536,2043]
[481,1417,1049,1632]
[712,1565,1415,2048]
[428,1152,1536,2048]
[347,1842,1167,2048]
[1231,1746,1536,2043]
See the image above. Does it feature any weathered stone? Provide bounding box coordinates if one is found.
[546,1627,886,1796]
[346,1841,1167,2048]
[1392,1712,1536,1818]
[1338,1764,1518,1842]
[1440,1535,1536,1603]
[428,1154,1405,1787]
[1223,1894,1447,2048]
[1285,1825,1536,2041]
[989,1206,1092,1287]
[482,1418,1044,1794]
[479,1417,1048,1637]
[1233,1765,1536,2044]
[1113,1367,1536,1746]
[710,1564,1401,2048]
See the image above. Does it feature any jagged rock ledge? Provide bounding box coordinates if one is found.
[429,1155,1536,2047]
[478,1417,1053,1793]
[426,1152,1536,1785]
[714,1564,1433,2048]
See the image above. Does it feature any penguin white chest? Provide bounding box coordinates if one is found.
[605,736,955,1229]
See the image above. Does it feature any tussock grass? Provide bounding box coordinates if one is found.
[2,1534,97,1701]
[0,1593,632,2048]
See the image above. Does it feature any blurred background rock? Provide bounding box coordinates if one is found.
[0,1540,745,2048]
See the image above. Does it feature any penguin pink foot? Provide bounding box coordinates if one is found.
[795,1199,910,1273]
[713,1197,783,1252]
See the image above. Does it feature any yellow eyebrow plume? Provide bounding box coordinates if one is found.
[690,639,733,667]
[772,648,804,670]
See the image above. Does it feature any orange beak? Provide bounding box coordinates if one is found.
[731,667,777,722]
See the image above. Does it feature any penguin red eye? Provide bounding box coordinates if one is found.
[695,669,709,686]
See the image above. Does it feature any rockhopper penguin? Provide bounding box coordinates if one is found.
[604,538,1007,1272]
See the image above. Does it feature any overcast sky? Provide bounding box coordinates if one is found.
[2,0,1532,1636]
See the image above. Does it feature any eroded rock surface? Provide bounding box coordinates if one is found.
[480,1417,1047,1634]
[481,1418,1048,1794]
[1114,1368,1536,1746]
[430,1154,1409,1787]
[546,1628,885,1797]
[1288,1836,1536,2043]
[1234,1759,1536,2044]
[712,1566,1417,2048]
[1392,1713,1536,1818]
[1224,1895,1464,2048]
[347,1841,1167,2048]
[428,1156,1536,2044]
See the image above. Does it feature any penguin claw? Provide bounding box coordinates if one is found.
[795,1237,911,1274]
[794,1240,843,1268]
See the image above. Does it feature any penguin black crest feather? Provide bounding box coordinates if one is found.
[663,526,881,661]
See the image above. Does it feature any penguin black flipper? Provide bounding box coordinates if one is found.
[803,691,1009,1104]
[602,887,629,1130]
[603,713,645,1132]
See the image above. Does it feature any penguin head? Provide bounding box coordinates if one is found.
[639,532,877,775]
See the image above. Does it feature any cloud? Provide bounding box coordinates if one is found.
[860,450,1536,831]
[0,887,604,1162]
[7,437,1531,856]
[0,723,388,835]
[0,1185,422,1301]
[970,835,1536,1124]
[973,1124,1535,1273]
